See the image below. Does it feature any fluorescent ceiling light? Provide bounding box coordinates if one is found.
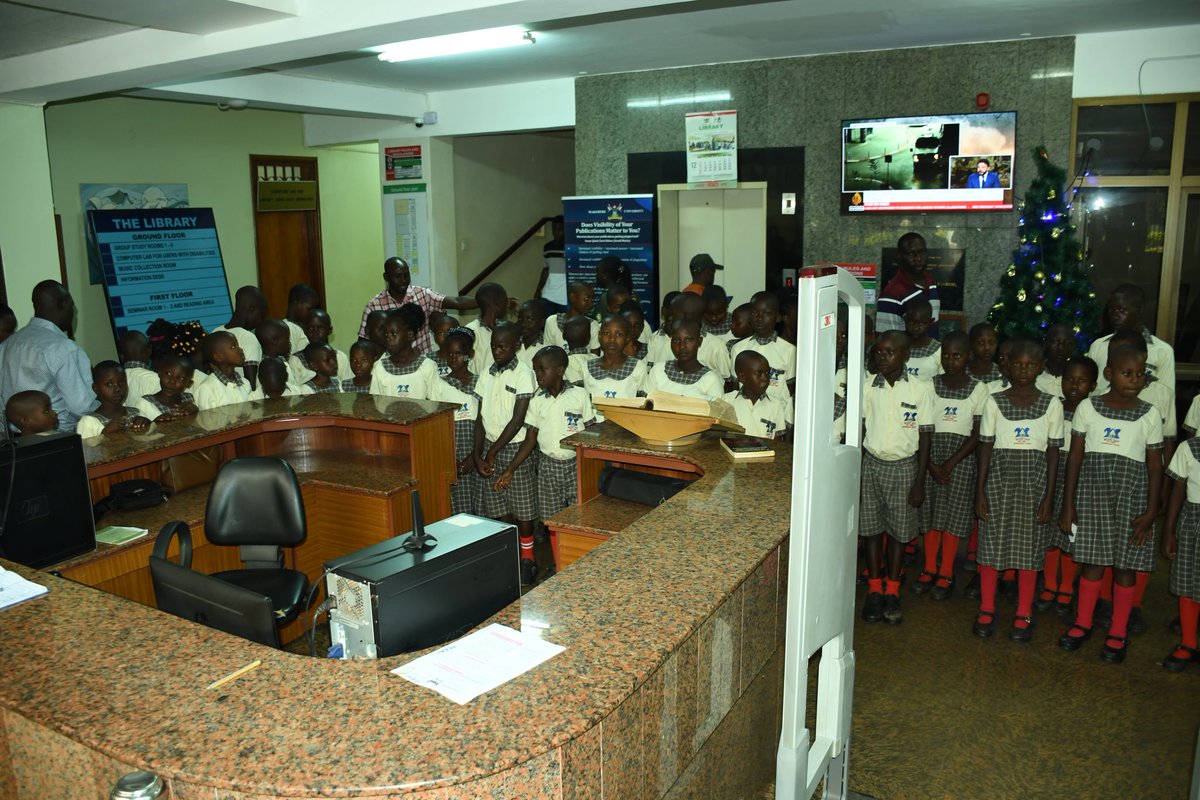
[627,92,731,109]
[374,26,535,63]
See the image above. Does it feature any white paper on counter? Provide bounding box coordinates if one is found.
[392,623,565,704]
[0,565,48,611]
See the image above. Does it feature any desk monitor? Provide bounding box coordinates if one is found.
[149,555,281,648]
[0,432,96,568]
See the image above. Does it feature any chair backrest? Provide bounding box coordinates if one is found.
[204,456,307,549]
[149,522,280,648]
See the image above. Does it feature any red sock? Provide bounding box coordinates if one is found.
[1109,583,1136,639]
[978,565,999,614]
[868,578,883,595]
[884,579,901,597]
[1043,549,1061,592]
[1003,569,1015,582]
[1180,597,1200,650]
[1074,576,1102,631]
[1100,567,1113,601]
[1059,555,1076,597]
[1132,570,1150,607]
[1017,569,1037,618]
[923,530,941,574]
[938,536,959,579]
[519,534,535,562]
[968,526,978,560]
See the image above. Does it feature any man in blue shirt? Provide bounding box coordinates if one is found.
[0,281,95,432]
[966,158,1000,189]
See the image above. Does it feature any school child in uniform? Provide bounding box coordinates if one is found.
[562,315,596,385]
[256,319,306,391]
[467,282,511,375]
[671,292,732,383]
[643,319,725,401]
[604,283,633,316]
[516,300,548,369]
[342,341,380,394]
[134,354,197,423]
[5,390,57,436]
[1162,433,1200,671]
[1058,345,1163,662]
[429,312,460,373]
[974,339,1063,641]
[902,299,940,383]
[914,332,987,600]
[1036,323,1076,399]
[1086,283,1176,395]
[584,315,646,420]
[647,292,681,367]
[283,284,319,355]
[1036,356,1097,618]
[290,309,353,385]
[545,281,600,351]
[117,330,160,407]
[731,291,797,398]
[362,309,389,352]
[253,357,300,400]
[472,322,540,584]
[370,304,438,400]
[723,303,753,356]
[967,322,1002,386]
[214,286,267,390]
[523,345,595,571]
[429,328,482,516]
[75,362,152,438]
[724,350,792,440]
[301,343,341,393]
[702,285,731,336]
[195,331,252,410]
[618,301,650,360]
[860,331,932,626]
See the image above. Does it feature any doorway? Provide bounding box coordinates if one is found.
[657,182,768,310]
[249,155,325,317]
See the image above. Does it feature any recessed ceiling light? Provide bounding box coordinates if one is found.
[374,26,535,63]
[1019,32,1032,37]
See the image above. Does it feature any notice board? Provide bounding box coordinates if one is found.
[562,194,657,328]
[87,208,233,341]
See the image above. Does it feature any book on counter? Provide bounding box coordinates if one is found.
[719,434,775,461]
[95,525,150,546]
[593,391,742,430]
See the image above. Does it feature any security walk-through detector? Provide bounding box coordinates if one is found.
[776,267,865,800]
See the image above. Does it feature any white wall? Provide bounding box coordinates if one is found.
[1074,24,1200,97]
[0,103,60,324]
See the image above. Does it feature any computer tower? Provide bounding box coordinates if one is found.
[324,514,519,659]
[0,432,96,568]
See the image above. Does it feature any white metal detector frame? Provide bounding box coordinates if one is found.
[776,267,865,800]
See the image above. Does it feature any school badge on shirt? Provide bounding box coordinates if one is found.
[901,401,918,429]
[564,411,583,433]
[1013,426,1032,445]
[1102,426,1122,446]
[941,405,959,422]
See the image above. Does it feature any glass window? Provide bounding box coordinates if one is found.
[1077,187,1168,330]
[1185,102,1200,176]
[1173,193,1200,361]
[1076,104,1175,176]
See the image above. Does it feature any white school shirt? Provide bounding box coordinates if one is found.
[123,364,160,405]
[987,377,1010,394]
[527,385,595,460]
[724,389,793,439]
[1072,398,1162,463]
[466,319,496,376]
[583,358,647,401]
[429,374,480,424]
[698,333,733,380]
[1140,379,1177,439]
[1035,370,1063,399]
[75,409,139,439]
[517,336,548,369]
[931,378,989,438]
[474,358,537,444]
[731,335,797,394]
[1167,440,1200,503]
[980,392,1064,452]
[284,319,309,356]
[212,325,262,381]
[905,341,941,383]
[643,361,724,401]
[1184,394,1200,435]
[834,367,849,398]
[862,372,934,461]
[369,355,438,400]
[566,351,595,386]
[289,348,353,385]
[647,330,672,368]
[1087,330,1175,396]
[194,370,253,410]
[543,314,600,351]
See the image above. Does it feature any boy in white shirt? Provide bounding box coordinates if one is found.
[724,350,792,440]
[731,291,796,398]
[194,331,253,410]
[117,330,160,406]
[213,286,267,389]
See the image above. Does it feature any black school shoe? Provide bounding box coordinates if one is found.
[1100,636,1128,664]
[930,576,955,601]
[520,559,539,586]
[1161,644,1200,672]
[965,573,981,599]
[1127,607,1147,635]
[883,594,903,625]
[1058,625,1092,651]
[973,611,996,638]
[861,592,884,623]
[1009,615,1034,643]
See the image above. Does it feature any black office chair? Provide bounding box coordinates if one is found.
[204,456,309,627]
[149,521,281,648]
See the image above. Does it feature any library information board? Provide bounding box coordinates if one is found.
[88,208,232,338]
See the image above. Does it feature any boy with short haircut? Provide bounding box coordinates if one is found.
[5,390,57,436]
[731,291,797,397]
[1086,283,1175,395]
[670,292,732,381]
[302,342,342,393]
[283,284,320,354]
[76,361,152,438]
[516,299,548,369]
[724,303,753,354]
[362,310,389,352]
[472,322,540,584]
[859,330,933,626]
[902,298,940,382]
[256,319,306,392]
[194,331,253,410]
[545,281,600,351]
[342,341,380,394]
[254,357,295,400]
[725,350,792,439]
[702,285,731,336]
[290,308,352,384]
[134,354,198,423]
[117,330,160,405]
[562,314,596,386]
[214,286,267,389]
[1037,322,1077,399]
[467,282,511,375]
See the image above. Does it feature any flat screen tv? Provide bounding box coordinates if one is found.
[841,111,1016,213]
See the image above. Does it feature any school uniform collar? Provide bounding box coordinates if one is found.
[211,368,244,387]
[535,386,568,399]
[752,333,778,346]
[567,346,590,355]
[124,360,148,370]
[489,358,519,375]
[738,389,769,405]
[871,371,910,388]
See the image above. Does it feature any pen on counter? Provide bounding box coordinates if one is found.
[206,660,263,691]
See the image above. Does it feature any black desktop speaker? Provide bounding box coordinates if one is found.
[0,432,97,568]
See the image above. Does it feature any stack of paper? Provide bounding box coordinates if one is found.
[0,566,48,611]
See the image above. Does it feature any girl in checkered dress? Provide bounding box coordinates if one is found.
[902,299,941,383]
[134,354,198,423]
[369,304,438,400]
[341,341,380,393]
[1035,357,1097,619]
[583,315,646,422]
[974,339,1064,642]
[966,322,1001,385]
[643,318,724,401]
[1163,435,1200,671]
[1058,346,1163,663]
[916,332,987,600]
[429,328,482,516]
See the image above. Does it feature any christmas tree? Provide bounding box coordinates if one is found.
[988,146,1099,344]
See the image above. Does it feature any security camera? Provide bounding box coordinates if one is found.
[414,119,424,128]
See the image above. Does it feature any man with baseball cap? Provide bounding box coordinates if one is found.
[683,253,723,295]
